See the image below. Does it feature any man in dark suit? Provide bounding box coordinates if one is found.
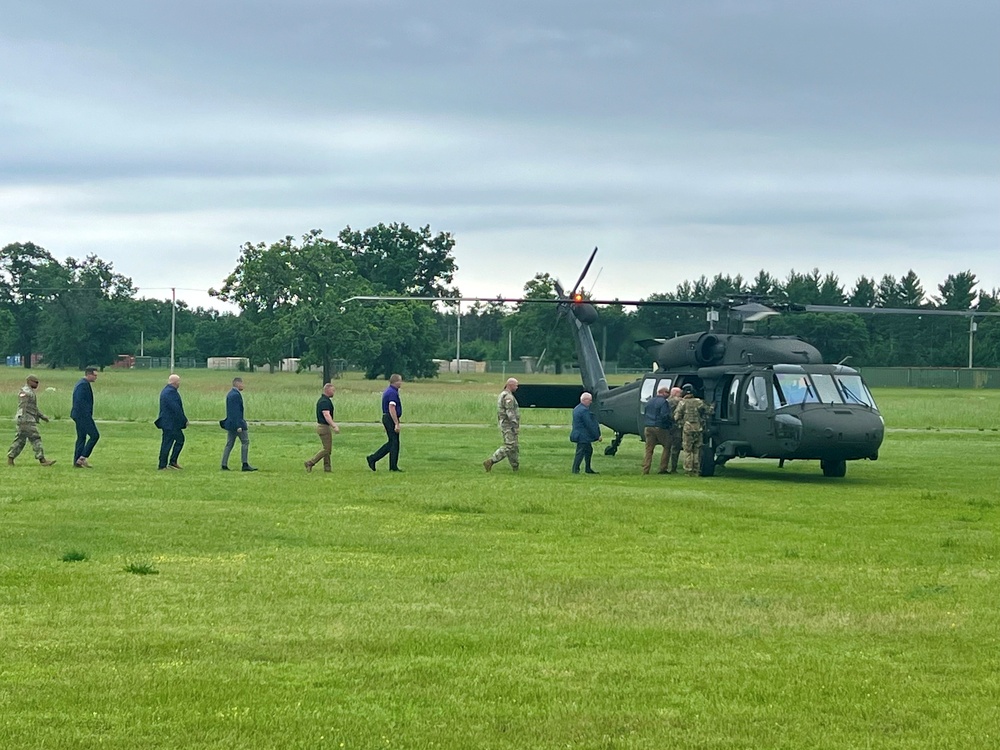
[156,374,188,470]
[71,367,100,468]
[570,391,602,474]
[221,377,256,472]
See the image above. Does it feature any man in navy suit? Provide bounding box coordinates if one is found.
[71,367,100,468]
[570,391,602,474]
[155,374,188,470]
[221,377,256,472]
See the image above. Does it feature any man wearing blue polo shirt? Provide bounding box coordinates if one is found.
[366,373,403,472]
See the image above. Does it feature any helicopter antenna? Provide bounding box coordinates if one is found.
[837,355,852,366]
[588,266,604,296]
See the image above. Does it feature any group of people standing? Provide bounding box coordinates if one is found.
[642,384,713,476]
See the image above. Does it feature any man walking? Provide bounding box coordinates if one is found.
[156,374,188,470]
[570,391,601,475]
[71,367,100,468]
[7,375,56,467]
[305,383,340,473]
[221,377,257,472]
[366,374,403,472]
[641,385,673,474]
[484,377,520,473]
[673,384,713,476]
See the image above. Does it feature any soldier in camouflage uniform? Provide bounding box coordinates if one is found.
[484,378,520,472]
[7,375,56,467]
[666,386,684,474]
[672,384,712,476]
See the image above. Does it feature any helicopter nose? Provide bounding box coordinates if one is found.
[800,408,884,460]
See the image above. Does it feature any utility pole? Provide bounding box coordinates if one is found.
[170,287,176,373]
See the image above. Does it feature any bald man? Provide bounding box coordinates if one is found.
[155,374,188,470]
[484,378,520,472]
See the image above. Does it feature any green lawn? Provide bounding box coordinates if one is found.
[1,371,998,748]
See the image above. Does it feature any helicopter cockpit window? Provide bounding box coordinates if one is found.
[745,376,768,411]
[774,373,819,406]
[809,373,842,404]
[835,374,879,410]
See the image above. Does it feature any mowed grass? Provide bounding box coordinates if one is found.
[3,367,1000,429]
[1,370,998,748]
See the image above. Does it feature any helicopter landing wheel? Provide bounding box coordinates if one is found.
[821,459,847,478]
[604,432,624,456]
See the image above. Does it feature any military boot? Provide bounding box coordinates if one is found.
[39,458,56,467]
[7,457,14,467]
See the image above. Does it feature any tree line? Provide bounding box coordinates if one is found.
[4,228,1000,380]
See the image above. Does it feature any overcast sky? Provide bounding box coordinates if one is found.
[3,1,998,311]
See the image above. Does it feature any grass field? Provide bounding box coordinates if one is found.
[1,369,998,748]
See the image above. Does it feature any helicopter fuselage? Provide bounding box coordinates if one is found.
[551,317,885,477]
[607,362,884,474]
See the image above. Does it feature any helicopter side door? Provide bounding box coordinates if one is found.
[737,373,777,457]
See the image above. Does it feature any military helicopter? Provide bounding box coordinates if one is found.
[347,249,999,478]
[514,251,1000,478]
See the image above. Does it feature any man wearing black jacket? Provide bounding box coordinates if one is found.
[155,374,187,470]
[71,367,100,468]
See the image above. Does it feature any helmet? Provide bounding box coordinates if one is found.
[681,384,694,395]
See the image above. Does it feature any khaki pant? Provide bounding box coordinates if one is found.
[642,426,673,474]
[307,424,333,471]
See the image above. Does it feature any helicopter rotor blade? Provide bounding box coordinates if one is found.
[568,246,598,298]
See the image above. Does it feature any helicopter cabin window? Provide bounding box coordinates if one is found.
[745,376,768,411]
[725,377,741,419]
[641,377,672,404]
[640,378,657,404]
[773,373,820,407]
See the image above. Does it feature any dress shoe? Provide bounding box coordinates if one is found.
[221,466,230,471]
[585,469,599,474]
[389,468,403,472]
[168,463,183,470]
[241,465,258,472]
[366,455,377,472]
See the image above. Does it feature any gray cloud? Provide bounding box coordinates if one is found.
[2,1,997,311]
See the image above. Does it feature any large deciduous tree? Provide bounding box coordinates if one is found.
[216,225,455,381]
[0,242,63,367]
[213,236,302,370]
[39,255,138,368]
[339,223,457,296]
